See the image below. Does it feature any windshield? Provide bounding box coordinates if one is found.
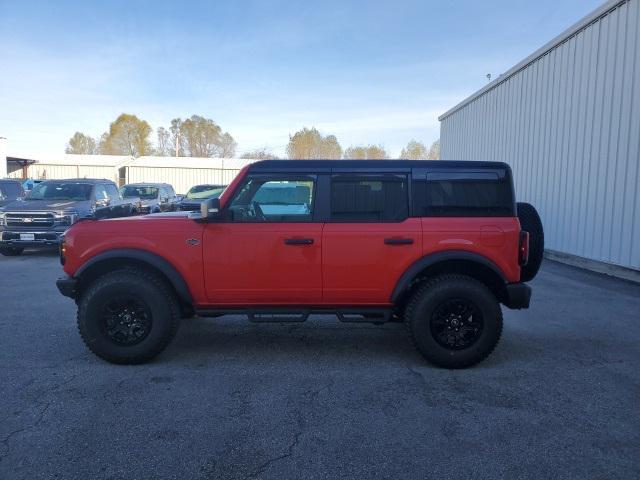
[121,186,159,200]
[186,185,226,200]
[26,182,93,201]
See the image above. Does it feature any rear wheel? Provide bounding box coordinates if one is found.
[77,268,181,364]
[517,202,544,282]
[405,275,502,369]
[0,246,24,256]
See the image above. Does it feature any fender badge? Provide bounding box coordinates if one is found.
[186,238,200,246]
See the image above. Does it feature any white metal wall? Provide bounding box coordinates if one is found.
[8,163,119,183]
[124,167,243,194]
[440,0,640,270]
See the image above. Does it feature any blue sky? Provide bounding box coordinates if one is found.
[0,0,603,158]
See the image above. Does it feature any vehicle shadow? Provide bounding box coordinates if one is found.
[167,315,421,365]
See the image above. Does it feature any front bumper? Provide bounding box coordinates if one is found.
[0,230,64,247]
[503,282,532,309]
[56,275,78,299]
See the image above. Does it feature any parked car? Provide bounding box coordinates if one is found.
[0,178,130,256]
[56,160,543,368]
[178,184,226,211]
[0,179,25,208]
[120,183,178,214]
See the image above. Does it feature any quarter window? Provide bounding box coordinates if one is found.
[330,175,409,222]
[228,176,315,222]
[425,171,514,216]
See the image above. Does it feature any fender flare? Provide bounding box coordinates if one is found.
[390,250,507,302]
[75,248,193,304]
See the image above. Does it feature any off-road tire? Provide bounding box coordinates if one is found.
[405,275,503,369]
[0,246,24,256]
[517,202,544,282]
[77,268,180,364]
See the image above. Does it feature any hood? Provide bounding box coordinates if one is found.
[180,199,204,206]
[98,210,193,222]
[2,199,93,213]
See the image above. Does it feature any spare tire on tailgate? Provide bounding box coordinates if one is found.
[517,202,544,282]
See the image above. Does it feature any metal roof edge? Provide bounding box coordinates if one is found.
[438,0,628,121]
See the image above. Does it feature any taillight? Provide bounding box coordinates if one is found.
[519,231,529,266]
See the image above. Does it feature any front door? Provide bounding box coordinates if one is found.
[203,174,322,305]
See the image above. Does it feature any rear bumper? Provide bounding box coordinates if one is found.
[56,275,78,299]
[504,282,532,309]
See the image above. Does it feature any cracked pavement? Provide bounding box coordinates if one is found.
[1,250,639,479]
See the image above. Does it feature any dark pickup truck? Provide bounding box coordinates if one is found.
[0,178,130,256]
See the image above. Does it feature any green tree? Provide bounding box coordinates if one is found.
[65,132,97,154]
[240,149,279,160]
[286,127,342,159]
[400,140,428,159]
[427,139,440,160]
[343,144,388,160]
[100,113,152,157]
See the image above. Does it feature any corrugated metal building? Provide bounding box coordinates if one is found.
[7,154,132,183]
[439,0,639,274]
[122,157,254,194]
[5,154,253,194]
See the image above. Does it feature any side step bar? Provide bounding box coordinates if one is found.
[195,307,394,324]
[248,312,309,323]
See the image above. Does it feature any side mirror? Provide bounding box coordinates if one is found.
[200,197,221,220]
[160,196,169,204]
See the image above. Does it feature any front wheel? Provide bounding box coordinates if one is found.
[77,268,181,364]
[405,275,503,369]
[0,246,24,256]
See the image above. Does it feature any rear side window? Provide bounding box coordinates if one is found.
[425,171,514,216]
[330,175,408,222]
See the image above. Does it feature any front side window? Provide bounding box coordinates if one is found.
[105,184,120,200]
[0,182,22,199]
[330,175,409,222]
[228,176,315,222]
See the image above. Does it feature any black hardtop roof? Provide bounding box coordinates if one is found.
[249,159,510,172]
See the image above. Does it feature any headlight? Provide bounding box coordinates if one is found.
[54,211,78,226]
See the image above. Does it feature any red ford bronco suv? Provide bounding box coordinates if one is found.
[56,160,543,369]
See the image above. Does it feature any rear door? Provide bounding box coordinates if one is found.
[322,173,422,305]
[203,174,323,305]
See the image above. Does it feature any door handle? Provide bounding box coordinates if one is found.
[384,238,414,245]
[284,238,314,245]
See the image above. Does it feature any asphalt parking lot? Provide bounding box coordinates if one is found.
[1,250,639,480]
